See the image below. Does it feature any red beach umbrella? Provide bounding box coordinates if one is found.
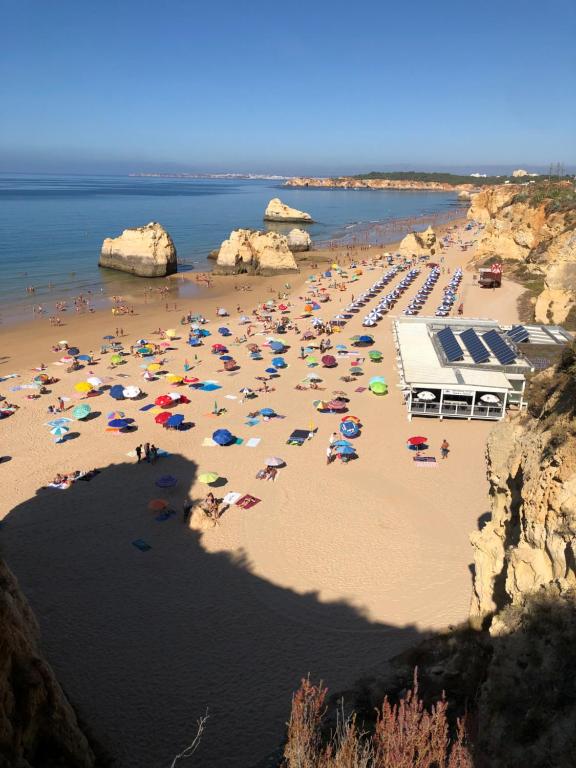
[155,394,173,407]
[407,436,428,445]
[155,412,171,425]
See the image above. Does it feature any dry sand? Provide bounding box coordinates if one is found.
[0,223,524,767]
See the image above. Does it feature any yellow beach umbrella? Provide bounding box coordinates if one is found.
[165,373,183,384]
[165,329,177,338]
[74,382,93,393]
[199,472,219,485]
[147,363,161,372]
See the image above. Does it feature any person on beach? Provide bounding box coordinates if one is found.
[182,498,193,523]
[150,445,158,463]
[135,445,142,463]
[441,439,450,459]
[144,442,151,463]
[57,397,64,412]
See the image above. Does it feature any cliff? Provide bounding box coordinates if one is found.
[99,221,177,277]
[0,559,95,768]
[214,229,299,275]
[468,183,576,324]
[285,176,475,192]
[286,228,311,254]
[264,198,312,223]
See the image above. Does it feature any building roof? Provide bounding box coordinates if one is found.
[396,320,512,391]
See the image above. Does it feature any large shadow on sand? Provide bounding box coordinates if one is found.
[1,454,425,768]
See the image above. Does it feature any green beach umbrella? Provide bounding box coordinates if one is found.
[199,472,219,485]
[73,404,91,420]
[111,354,123,364]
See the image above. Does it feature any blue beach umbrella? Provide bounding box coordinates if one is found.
[265,367,277,375]
[155,475,177,488]
[272,357,286,368]
[260,408,275,417]
[109,385,125,400]
[336,445,355,455]
[166,413,184,428]
[269,341,285,352]
[108,418,131,429]
[67,347,80,356]
[219,355,233,362]
[333,439,352,447]
[212,428,234,446]
[76,354,91,361]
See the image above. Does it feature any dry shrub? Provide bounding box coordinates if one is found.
[283,671,472,768]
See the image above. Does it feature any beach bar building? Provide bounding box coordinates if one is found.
[393,317,572,421]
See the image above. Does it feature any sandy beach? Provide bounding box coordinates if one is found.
[0,221,525,767]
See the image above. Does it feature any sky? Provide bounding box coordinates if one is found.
[1,0,575,175]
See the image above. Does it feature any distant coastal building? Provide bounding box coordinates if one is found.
[470,172,487,178]
[393,317,572,421]
[512,169,540,177]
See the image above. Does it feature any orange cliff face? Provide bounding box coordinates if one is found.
[284,176,477,192]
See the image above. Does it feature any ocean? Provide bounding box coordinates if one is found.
[0,174,461,323]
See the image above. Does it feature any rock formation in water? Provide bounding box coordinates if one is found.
[469,183,576,324]
[215,229,299,275]
[398,226,440,258]
[286,228,311,254]
[99,222,177,277]
[0,559,96,767]
[263,198,312,223]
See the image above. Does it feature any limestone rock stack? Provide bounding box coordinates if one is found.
[264,198,313,223]
[215,229,299,275]
[99,222,177,277]
[287,228,312,253]
[398,225,440,258]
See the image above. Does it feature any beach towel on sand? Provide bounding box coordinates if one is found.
[235,494,261,510]
[139,403,155,411]
[287,429,310,446]
[413,456,437,467]
[245,437,260,448]
[245,419,260,427]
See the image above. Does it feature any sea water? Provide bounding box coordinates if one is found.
[0,174,461,323]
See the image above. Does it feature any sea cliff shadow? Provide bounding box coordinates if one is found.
[1,454,424,768]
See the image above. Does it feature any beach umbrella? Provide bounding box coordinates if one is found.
[417,391,436,401]
[67,347,80,356]
[199,472,219,485]
[219,355,233,362]
[110,354,123,365]
[137,347,153,356]
[313,400,329,411]
[169,391,184,401]
[155,475,177,488]
[224,360,237,371]
[407,436,428,446]
[305,356,318,366]
[103,334,114,340]
[50,425,69,437]
[265,367,277,375]
[155,395,173,407]
[155,412,171,425]
[333,438,352,447]
[240,387,254,396]
[147,363,161,372]
[265,457,285,467]
[269,341,285,352]
[166,374,183,384]
[108,418,130,429]
[303,373,322,382]
[218,326,230,334]
[166,413,185,428]
[336,445,355,455]
[34,373,50,383]
[272,357,286,368]
[239,315,250,324]
[369,351,383,361]
[327,400,347,411]
[370,381,387,394]
[148,499,168,511]
[212,428,234,446]
[188,337,202,347]
[122,386,141,399]
[321,355,337,368]
[480,393,500,404]
[74,382,93,394]
[86,376,102,387]
[340,421,359,437]
[107,410,125,420]
[165,329,177,338]
[260,408,275,417]
[76,354,91,362]
[109,385,125,400]
[73,404,91,420]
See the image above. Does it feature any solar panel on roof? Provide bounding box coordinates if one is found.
[482,330,517,365]
[460,328,490,364]
[437,327,464,362]
[507,325,530,343]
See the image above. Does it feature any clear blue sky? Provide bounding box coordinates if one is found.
[1,0,575,174]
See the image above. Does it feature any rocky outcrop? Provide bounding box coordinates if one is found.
[0,559,95,768]
[263,198,312,223]
[286,228,311,254]
[99,222,177,277]
[469,184,576,324]
[398,226,440,258]
[286,177,477,192]
[215,229,299,275]
[470,365,576,625]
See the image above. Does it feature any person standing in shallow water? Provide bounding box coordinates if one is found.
[441,439,450,459]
